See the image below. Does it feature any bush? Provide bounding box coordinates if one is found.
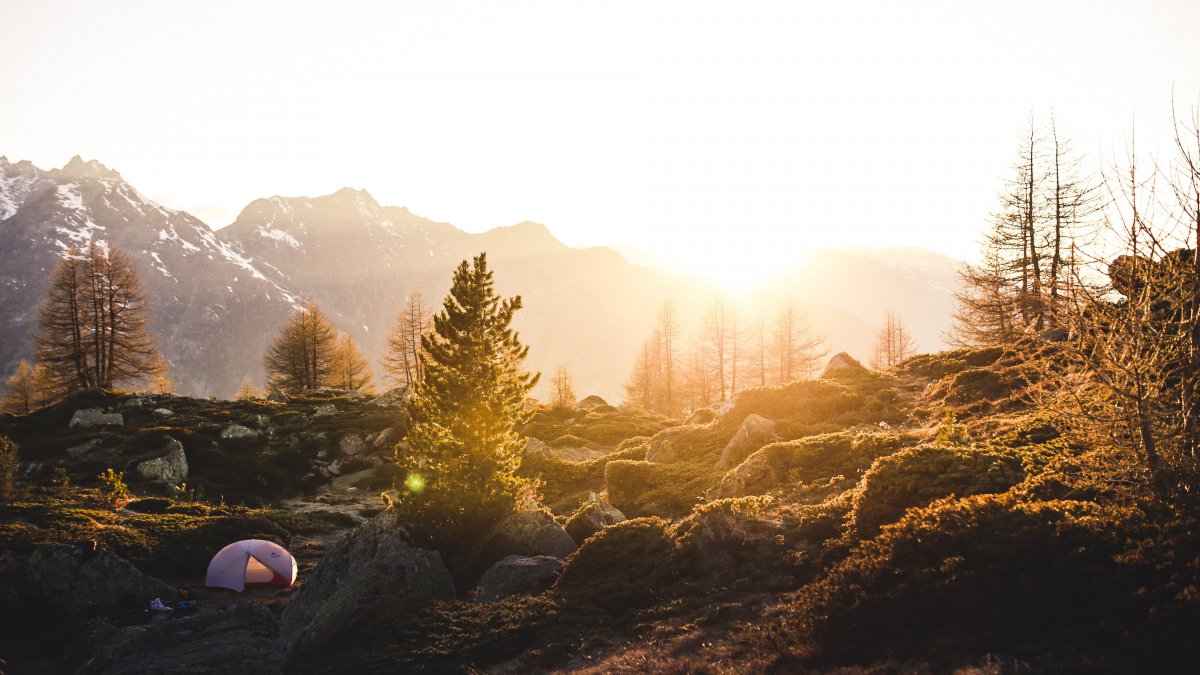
[555,517,687,613]
[97,468,130,507]
[850,443,1024,537]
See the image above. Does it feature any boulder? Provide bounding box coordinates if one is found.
[312,404,338,418]
[821,352,867,378]
[250,414,271,429]
[472,510,577,578]
[577,395,608,409]
[708,449,778,499]
[475,555,563,602]
[564,493,626,543]
[373,426,403,449]
[685,408,717,425]
[220,424,259,440]
[523,437,551,458]
[152,408,174,418]
[368,386,410,408]
[716,393,743,421]
[70,409,123,429]
[0,544,176,629]
[66,438,104,459]
[279,511,454,661]
[644,427,691,463]
[339,434,366,457]
[77,602,284,675]
[267,389,288,403]
[549,446,606,462]
[134,439,188,486]
[1039,327,1070,342]
[715,414,777,470]
[327,460,343,476]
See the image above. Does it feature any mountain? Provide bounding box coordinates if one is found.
[0,156,965,401]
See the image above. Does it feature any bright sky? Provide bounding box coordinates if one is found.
[2,1,1199,288]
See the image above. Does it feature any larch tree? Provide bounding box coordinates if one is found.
[550,364,576,409]
[770,299,825,382]
[870,311,917,370]
[383,291,430,390]
[1,361,50,415]
[35,243,159,396]
[329,333,376,394]
[394,253,540,552]
[234,375,260,401]
[263,302,339,393]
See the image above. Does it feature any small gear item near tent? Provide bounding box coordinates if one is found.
[205,539,298,592]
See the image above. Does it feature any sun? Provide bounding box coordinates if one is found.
[655,242,799,294]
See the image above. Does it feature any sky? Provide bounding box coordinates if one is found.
[2,1,1199,288]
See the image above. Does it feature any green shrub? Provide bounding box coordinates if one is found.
[850,443,1025,538]
[97,468,130,507]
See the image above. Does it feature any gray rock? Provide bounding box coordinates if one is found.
[716,393,742,420]
[279,511,454,661]
[473,510,577,578]
[716,414,777,470]
[250,414,270,429]
[564,493,626,543]
[339,434,366,457]
[523,437,551,458]
[327,460,343,476]
[577,395,608,409]
[821,351,867,378]
[78,602,284,675]
[134,439,188,486]
[312,404,338,418]
[119,397,146,410]
[70,408,123,429]
[644,427,692,463]
[316,449,329,459]
[220,424,259,440]
[152,408,174,418]
[66,438,105,459]
[475,555,563,602]
[1039,327,1070,342]
[708,448,778,499]
[267,389,288,403]
[685,408,717,425]
[368,386,410,408]
[373,426,404,449]
[549,446,606,462]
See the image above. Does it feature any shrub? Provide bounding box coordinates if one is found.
[96,468,130,508]
[603,460,657,512]
[555,517,688,613]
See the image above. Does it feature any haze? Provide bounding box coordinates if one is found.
[2,0,1198,287]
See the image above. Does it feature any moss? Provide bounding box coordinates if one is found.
[518,437,648,515]
[555,517,688,613]
[522,405,675,450]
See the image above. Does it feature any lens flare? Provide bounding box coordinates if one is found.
[404,473,426,493]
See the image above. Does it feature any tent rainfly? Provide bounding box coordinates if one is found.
[205,539,298,592]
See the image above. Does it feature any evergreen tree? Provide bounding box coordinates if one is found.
[35,243,159,396]
[394,254,539,551]
[263,302,338,393]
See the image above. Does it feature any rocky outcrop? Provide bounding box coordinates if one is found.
[0,544,176,629]
[475,555,564,602]
[472,510,577,578]
[338,434,366,457]
[564,493,626,543]
[312,404,338,418]
[70,408,123,429]
[77,603,284,675]
[716,414,777,470]
[220,424,259,440]
[577,395,608,409]
[369,386,411,408]
[821,352,867,378]
[134,439,188,486]
[279,511,454,661]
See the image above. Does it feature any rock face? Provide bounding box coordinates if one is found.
[312,404,338,418]
[279,511,454,661]
[134,439,188,486]
[0,544,176,629]
[475,555,564,602]
[577,395,608,409]
[564,493,626,543]
[338,434,366,456]
[821,352,867,378]
[472,510,577,578]
[220,424,259,440]
[70,409,123,429]
[716,414,777,470]
[78,602,285,675]
[369,386,410,408]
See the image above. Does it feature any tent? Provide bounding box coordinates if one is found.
[205,539,298,592]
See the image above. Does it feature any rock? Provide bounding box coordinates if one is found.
[70,409,123,429]
[472,510,577,577]
[279,511,454,661]
[119,397,146,410]
[549,446,606,462]
[316,449,329,459]
[368,386,410,408]
[475,555,563,602]
[373,426,403,449]
[644,427,691,463]
[66,438,105,459]
[78,602,285,675]
[220,424,259,440]
[267,389,288,402]
[564,493,626,543]
[821,352,867,378]
[250,414,270,429]
[339,434,366,457]
[312,404,338,418]
[716,393,743,421]
[708,449,778,499]
[0,544,176,629]
[152,408,174,418]
[685,408,717,425]
[134,439,188,486]
[716,414,777,470]
[577,395,608,409]
[1039,327,1070,342]
[327,460,343,476]
[524,437,551,458]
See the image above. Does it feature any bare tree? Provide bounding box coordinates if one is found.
[770,298,825,382]
[383,291,431,391]
[870,311,917,370]
[264,302,339,393]
[550,364,576,409]
[1,361,50,415]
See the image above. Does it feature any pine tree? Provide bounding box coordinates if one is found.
[35,243,159,396]
[1,361,50,415]
[263,302,338,393]
[329,333,376,394]
[550,365,576,409]
[394,254,539,551]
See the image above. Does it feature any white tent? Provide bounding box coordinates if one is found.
[205,539,298,592]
